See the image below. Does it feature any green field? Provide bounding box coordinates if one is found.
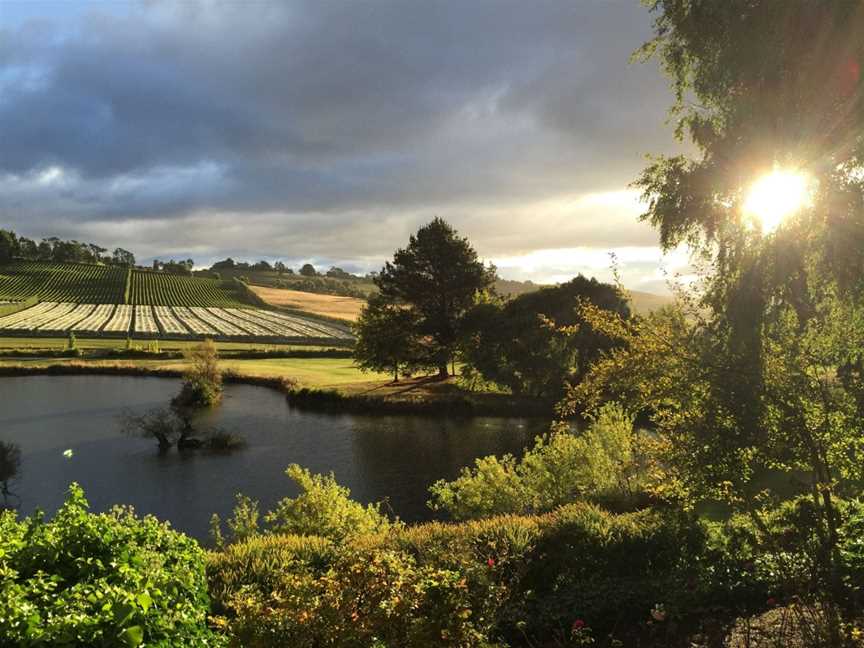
[0,261,254,308]
[130,270,249,307]
[0,261,127,302]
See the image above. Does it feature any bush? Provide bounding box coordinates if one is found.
[208,500,725,646]
[265,464,394,541]
[0,484,222,647]
[429,402,639,520]
[173,339,223,410]
[207,534,336,612]
[205,430,246,452]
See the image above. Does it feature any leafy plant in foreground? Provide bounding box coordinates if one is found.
[0,483,222,647]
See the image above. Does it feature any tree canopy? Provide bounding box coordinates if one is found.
[564,1,864,631]
[461,276,630,399]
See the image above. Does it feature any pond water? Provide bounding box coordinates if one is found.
[0,376,546,540]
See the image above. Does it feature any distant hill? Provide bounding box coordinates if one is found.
[627,289,674,315]
[205,268,376,299]
[494,278,673,316]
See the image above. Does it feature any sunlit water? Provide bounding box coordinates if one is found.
[0,376,545,540]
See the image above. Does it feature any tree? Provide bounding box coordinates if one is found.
[375,218,495,377]
[211,258,236,270]
[0,441,21,507]
[299,263,317,277]
[274,261,286,275]
[326,266,352,279]
[17,237,37,259]
[121,407,183,452]
[112,247,136,266]
[353,293,424,382]
[568,0,864,633]
[0,230,19,264]
[461,276,630,398]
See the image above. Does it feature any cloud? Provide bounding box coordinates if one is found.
[0,0,681,289]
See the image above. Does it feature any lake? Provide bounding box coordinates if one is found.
[0,375,546,540]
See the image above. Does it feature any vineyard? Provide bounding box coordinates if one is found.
[129,270,249,308]
[0,261,253,308]
[0,301,353,343]
[0,261,126,303]
[0,261,354,344]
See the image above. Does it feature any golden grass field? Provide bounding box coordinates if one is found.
[251,286,366,321]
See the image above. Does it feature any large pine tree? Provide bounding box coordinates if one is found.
[375,218,494,377]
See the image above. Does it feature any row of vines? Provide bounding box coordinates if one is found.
[0,261,126,303]
[129,271,250,308]
[0,262,252,308]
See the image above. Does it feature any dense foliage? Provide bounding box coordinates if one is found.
[210,464,393,546]
[428,403,639,520]
[460,276,630,399]
[552,0,864,639]
[0,484,221,647]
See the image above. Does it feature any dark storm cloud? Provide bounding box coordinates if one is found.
[0,0,681,286]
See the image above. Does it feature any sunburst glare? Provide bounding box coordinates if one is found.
[742,169,813,234]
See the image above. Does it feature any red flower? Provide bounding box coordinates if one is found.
[767,597,777,607]
[572,619,586,631]
[486,557,495,567]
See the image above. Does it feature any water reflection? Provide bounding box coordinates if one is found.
[0,375,547,539]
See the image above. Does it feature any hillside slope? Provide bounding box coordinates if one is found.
[250,286,365,322]
[0,261,253,308]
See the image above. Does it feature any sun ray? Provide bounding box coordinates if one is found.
[743,169,812,234]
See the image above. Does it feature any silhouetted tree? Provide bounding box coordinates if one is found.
[461,276,630,398]
[353,293,424,382]
[375,218,495,377]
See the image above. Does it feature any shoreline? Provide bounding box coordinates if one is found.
[0,362,555,419]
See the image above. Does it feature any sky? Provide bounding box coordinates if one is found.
[0,0,690,293]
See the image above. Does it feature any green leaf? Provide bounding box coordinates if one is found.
[122,625,144,647]
[112,601,136,624]
[136,591,152,613]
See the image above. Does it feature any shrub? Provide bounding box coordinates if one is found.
[0,484,221,647]
[207,534,336,612]
[215,546,499,648]
[429,402,639,520]
[208,500,724,646]
[173,339,223,410]
[265,464,394,540]
[205,430,246,452]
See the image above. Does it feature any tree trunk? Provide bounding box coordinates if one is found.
[437,364,448,379]
[393,364,399,383]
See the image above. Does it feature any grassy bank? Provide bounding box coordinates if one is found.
[0,355,553,417]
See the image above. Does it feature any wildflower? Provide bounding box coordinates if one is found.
[650,603,666,622]
[572,619,586,631]
[487,557,495,567]
[766,597,777,607]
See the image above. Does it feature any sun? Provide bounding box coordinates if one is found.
[742,169,812,234]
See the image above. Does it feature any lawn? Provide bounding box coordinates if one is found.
[0,355,390,389]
